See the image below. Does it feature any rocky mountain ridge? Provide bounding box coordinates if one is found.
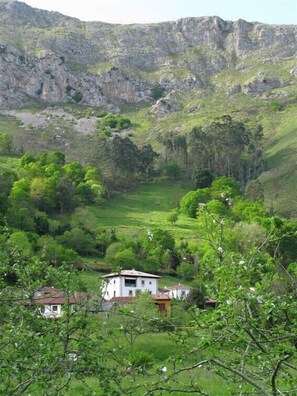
[0,0,296,110]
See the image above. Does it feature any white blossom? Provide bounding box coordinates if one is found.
[147,228,154,241]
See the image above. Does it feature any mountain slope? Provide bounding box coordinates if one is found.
[0,0,296,109]
[0,1,297,217]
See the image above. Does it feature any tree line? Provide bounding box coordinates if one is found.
[2,114,264,193]
[89,115,265,192]
[158,115,264,185]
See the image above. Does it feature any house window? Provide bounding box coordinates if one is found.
[149,281,152,285]
[124,278,137,287]
[52,305,58,312]
[113,291,116,297]
[113,280,116,284]
[181,291,186,296]
[129,290,133,296]
[141,280,145,286]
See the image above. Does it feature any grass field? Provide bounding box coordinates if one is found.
[86,182,197,238]
[259,105,297,218]
[66,331,245,396]
[75,181,198,286]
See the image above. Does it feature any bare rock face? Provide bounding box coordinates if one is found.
[0,1,296,109]
[96,68,150,103]
[151,96,181,118]
[227,85,242,95]
[242,72,285,95]
[291,66,297,76]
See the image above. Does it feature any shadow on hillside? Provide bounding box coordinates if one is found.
[266,146,297,170]
[92,183,190,230]
[96,201,181,229]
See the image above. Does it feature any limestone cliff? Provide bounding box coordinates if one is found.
[0,0,296,109]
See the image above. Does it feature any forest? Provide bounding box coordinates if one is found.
[0,110,297,394]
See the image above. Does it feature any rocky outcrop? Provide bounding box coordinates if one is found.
[242,72,286,95]
[290,66,297,76]
[151,96,181,118]
[0,43,148,109]
[0,1,296,109]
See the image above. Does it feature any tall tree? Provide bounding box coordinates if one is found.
[159,132,188,170]
[55,177,76,213]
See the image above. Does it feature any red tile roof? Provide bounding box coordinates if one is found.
[33,295,85,305]
[20,288,87,306]
[109,294,171,304]
[152,294,171,301]
[109,296,135,304]
[165,284,192,291]
[35,286,62,294]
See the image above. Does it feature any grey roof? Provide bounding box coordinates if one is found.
[102,269,160,279]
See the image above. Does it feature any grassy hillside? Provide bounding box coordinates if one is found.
[67,331,241,396]
[86,182,197,238]
[259,104,297,218]
[121,68,297,218]
[1,56,297,217]
[77,182,197,289]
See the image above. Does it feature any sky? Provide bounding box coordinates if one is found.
[23,0,297,25]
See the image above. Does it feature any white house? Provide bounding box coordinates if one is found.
[36,296,65,318]
[102,269,160,300]
[160,283,192,299]
[21,287,86,318]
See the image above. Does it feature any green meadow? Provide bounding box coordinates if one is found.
[259,105,297,218]
[66,331,248,396]
[86,182,197,238]
[79,182,198,290]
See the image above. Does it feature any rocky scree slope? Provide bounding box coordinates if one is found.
[0,0,296,110]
